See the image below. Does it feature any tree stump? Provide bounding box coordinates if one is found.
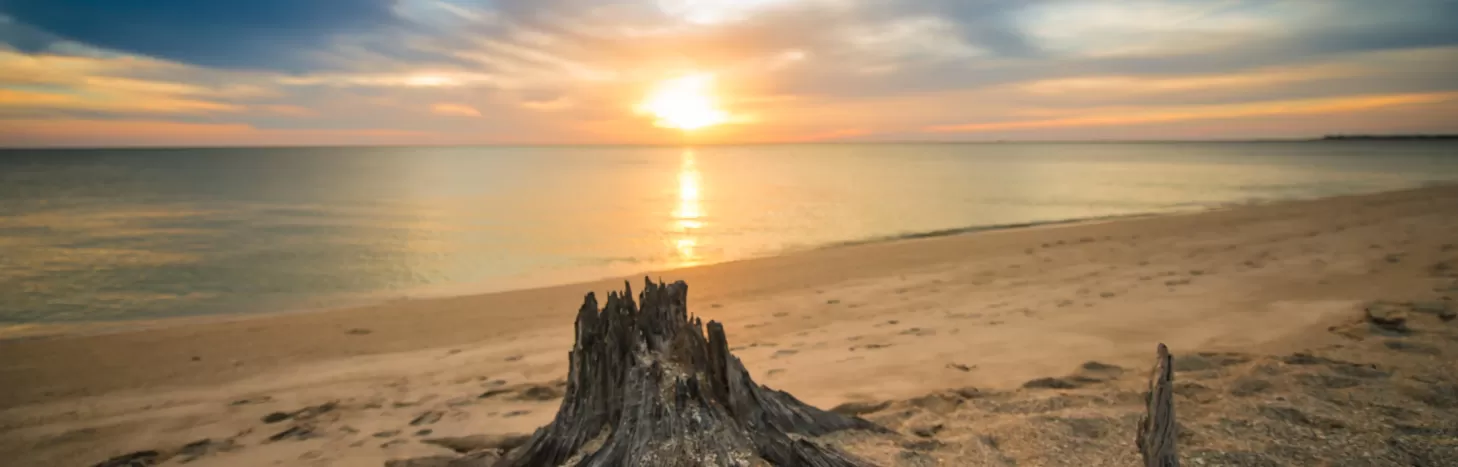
[1136,343,1179,467]
[496,279,884,467]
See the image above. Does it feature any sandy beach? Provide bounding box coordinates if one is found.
[4,185,1458,466]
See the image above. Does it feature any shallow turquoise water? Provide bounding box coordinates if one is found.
[2,142,1456,322]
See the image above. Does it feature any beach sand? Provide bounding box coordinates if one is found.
[3,185,1458,466]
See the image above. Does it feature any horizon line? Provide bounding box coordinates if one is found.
[3,134,1455,151]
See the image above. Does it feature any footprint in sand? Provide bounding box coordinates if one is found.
[900,328,935,337]
[410,411,443,426]
[479,389,511,399]
[910,423,944,438]
[267,425,317,442]
[229,396,273,406]
[517,385,564,401]
[380,439,407,448]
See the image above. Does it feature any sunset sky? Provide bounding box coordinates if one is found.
[2,0,1457,147]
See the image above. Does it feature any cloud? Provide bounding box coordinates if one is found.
[925,92,1458,133]
[0,0,404,70]
[1,0,1456,145]
[0,50,258,116]
[0,88,242,115]
[0,13,58,52]
[430,102,481,117]
[521,97,575,111]
[0,118,431,147]
[277,71,501,89]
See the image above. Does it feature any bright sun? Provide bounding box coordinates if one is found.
[638,73,729,131]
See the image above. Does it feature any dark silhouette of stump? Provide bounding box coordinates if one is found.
[496,278,883,467]
[1136,343,1179,467]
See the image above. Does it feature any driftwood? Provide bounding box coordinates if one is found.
[1136,343,1179,467]
[88,278,1191,467]
[495,278,884,467]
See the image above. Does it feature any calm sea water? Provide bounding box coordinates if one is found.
[2,142,1457,323]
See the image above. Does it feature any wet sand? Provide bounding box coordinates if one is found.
[3,185,1457,466]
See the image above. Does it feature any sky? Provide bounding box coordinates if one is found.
[1,0,1457,147]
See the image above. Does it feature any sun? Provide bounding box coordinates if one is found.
[638,73,729,131]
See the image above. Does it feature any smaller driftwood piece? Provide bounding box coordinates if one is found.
[1136,343,1180,467]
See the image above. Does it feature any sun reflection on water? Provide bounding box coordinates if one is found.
[673,149,703,265]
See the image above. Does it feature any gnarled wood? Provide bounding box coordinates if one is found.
[1136,343,1179,467]
[495,278,883,467]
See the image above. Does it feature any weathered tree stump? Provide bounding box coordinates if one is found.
[495,279,884,467]
[1136,343,1179,467]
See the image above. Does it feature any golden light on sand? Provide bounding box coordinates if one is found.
[639,73,729,131]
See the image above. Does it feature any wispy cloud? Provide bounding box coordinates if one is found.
[1,0,1456,146]
[430,102,482,117]
[926,92,1458,133]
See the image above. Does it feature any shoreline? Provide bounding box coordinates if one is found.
[0,185,1449,380]
[3,184,1457,465]
[0,193,1319,342]
[0,211,1165,342]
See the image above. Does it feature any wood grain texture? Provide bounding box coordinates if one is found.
[496,278,884,467]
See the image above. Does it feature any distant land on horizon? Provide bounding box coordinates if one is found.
[1321,134,1458,141]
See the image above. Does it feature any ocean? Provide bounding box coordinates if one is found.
[2,141,1456,324]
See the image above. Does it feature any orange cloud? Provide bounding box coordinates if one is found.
[430,103,482,117]
[1017,64,1360,96]
[521,97,575,111]
[0,50,268,116]
[278,72,500,88]
[0,119,429,147]
[0,88,242,114]
[926,92,1458,133]
[0,51,173,84]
